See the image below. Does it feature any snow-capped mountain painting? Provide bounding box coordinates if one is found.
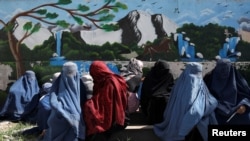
[13,10,178,49]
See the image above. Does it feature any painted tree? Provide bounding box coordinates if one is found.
[0,0,127,78]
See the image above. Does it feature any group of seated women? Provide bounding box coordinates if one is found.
[0,58,249,141]
[141,59,250,141]
[0,59,142,141]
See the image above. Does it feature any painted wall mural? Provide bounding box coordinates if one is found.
[0,0,250,90]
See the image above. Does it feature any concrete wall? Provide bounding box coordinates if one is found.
[114,61,250,79]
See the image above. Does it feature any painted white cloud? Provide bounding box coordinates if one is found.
[174,11,199,25]
[178,20,192,26]
[200,8,214,16]
[223,10,234,19]
[240,21,250,32]
[202,16,221,25]
[238,17,250,31]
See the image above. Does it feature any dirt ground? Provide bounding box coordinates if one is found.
[0,120,39,141]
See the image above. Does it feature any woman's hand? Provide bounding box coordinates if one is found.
[236,105,246,114]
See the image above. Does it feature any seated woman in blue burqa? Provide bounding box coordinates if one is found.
[42,61,85,141]
[0,70,40,122]
[154,62,218,141]
[204,58,250,125]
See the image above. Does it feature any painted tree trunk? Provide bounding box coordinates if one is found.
[7,31,25,79]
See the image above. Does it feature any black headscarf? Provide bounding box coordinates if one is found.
[141,60,174,98]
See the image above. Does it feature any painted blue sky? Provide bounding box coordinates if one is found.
[117,0,250,30]
[0,0,250,30]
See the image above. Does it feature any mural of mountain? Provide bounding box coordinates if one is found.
[81,10,178,46]
[12,10,178,49]
[117,10,178,46]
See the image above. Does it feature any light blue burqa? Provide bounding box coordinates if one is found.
[0,70,40,121]
[153,62,218,141]
[43,62,85,141]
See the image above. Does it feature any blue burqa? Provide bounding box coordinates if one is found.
[154,62,218,141]
[0,70,40,122]
[43,62,85,141]
[36,82,53,131]
[204,59,250,124]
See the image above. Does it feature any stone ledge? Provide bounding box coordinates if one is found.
[110,125,161,141]
[125,125,154,130]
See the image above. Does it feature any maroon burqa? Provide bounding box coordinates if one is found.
[83,60,128,136]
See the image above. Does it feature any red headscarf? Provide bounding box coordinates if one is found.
[83,60,128,136]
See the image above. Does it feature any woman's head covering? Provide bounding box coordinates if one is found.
[204,59,250,105]
[81,73,94,99]
[84,60,128,136]
[0,70,40,121]
[25,70,37,82]
[39,82,53,99]
[120,58,143,81]
[205,59,237,104]
[142,59,174,97]
[154,62,218,141]
[50,72,61,83]
[120,58,144,92]
[127,58,143,74]
[44,61,85,141]
[42,82,52,93]
[89,61,112,81]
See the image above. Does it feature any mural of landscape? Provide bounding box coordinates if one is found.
[0,0,250,90]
